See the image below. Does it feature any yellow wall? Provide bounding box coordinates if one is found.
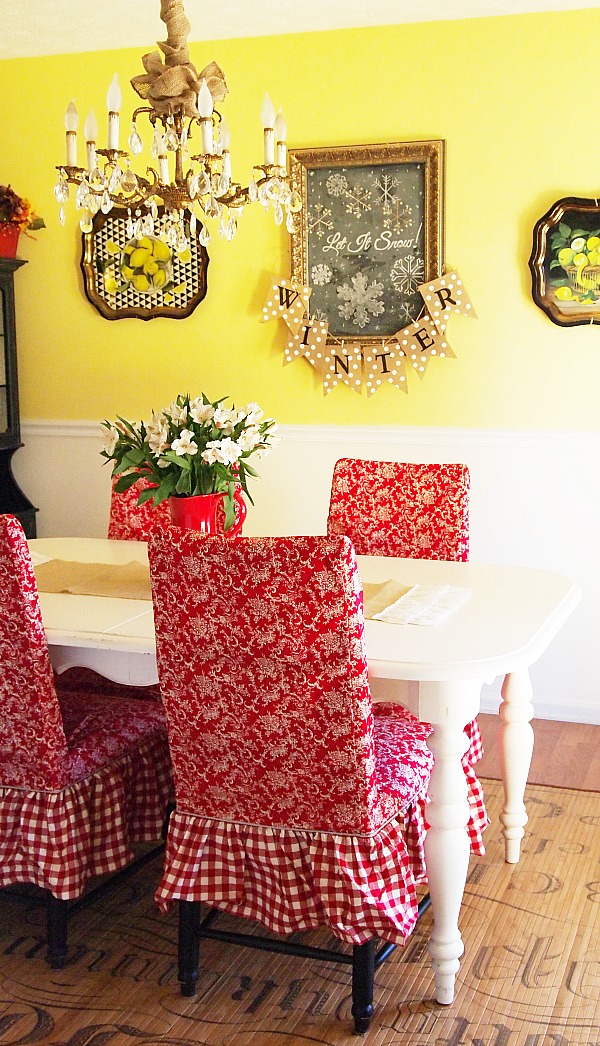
[2,8,600,429]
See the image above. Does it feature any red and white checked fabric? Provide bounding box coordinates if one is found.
[0,514,173,899]
[327,459,470,561]
[108,475,172,541]
[149,532,487,945]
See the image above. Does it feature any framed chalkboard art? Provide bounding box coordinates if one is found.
[289,141,445,346]
[529,196,600,327]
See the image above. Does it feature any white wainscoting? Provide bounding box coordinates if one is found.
[14,421,600,725]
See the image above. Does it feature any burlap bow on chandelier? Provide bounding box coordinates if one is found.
[130,0,228,116]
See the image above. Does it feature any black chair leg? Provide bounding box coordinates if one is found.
[46,894,68,969]
[178,899,201,997]
[351,939,376,1034]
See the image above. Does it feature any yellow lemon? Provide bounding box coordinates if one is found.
[121,265,134,279]
[152,269,167,289]
[104,276,119,293]
[152,239,171,262]
[587,236,600,251]
[132,273,151,292]
[130,246,151,268]
[176,248,191,264]
[573,252,588,267]
[105,240,121,256]
[138,236,153,250]
[172,281,187,293]
[556,286,572,300]
[144,258,159,276]
[571,237,586,252]
[558,247,575,268]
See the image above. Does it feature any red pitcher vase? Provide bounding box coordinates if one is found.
[168,487,246,535]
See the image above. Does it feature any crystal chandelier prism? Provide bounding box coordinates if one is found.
[54,0,301,249]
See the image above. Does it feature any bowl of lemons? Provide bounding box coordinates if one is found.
[120,235,173,294]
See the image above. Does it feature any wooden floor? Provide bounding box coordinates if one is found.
[476,713,600,791]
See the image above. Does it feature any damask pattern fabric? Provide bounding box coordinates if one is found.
[149,532,487,945]
[108,476,172,541]
[0,514,173,899]
[327,459,470,561]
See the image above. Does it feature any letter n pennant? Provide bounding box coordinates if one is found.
[322,343,363,396]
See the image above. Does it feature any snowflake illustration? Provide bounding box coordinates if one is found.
[390,255,425,295]
[326,173,348,196]
[344,185,372,219]
[337,273,385,329]
[308,203,333,237]
[311,263,333,286]
[373,173,399,211]
[384,199,413,233]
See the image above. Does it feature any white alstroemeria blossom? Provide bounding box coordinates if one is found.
[213,406,237,434]
[243,402,264,425]
[171,429,199,456]
[202,437,241,466]
[147,430,170,456]
[237,426,262,452]
[99,424,118,455]
[167,401,189,425]
[189,399,215,425]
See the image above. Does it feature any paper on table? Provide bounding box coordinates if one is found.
[363,579,471,625]
[34,560,152,601]
[362,579,414,618]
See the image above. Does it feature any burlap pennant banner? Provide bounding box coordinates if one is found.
[267,268,474,394]
[263,278,311,335]
[363,342,409,397]
[284,318,329,366]
[322,342,363,396]
[395,315,455,380]
[418,270,477,325]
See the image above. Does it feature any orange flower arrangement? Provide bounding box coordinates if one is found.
[0,184,45,236]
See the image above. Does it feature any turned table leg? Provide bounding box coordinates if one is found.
[498,670,534,864]
[420,679,481,1006]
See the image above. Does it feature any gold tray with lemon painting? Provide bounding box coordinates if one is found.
[80,206,209,321]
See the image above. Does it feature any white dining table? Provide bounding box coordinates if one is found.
[30,535,581,1007]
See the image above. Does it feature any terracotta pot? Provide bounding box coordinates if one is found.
[168,488,247,535]
[0,223,20,258]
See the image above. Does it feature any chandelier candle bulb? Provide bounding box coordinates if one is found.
[274,110,287,168]
[106,74,121,150]
[64,100,78,166]
[84,109,98,173]
[198,80,214,154]
[261,94,276,165]
[157,137,169,184]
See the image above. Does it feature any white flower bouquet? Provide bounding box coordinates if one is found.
[100,393,278,530]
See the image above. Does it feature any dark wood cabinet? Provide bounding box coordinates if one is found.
[0,257,37,536]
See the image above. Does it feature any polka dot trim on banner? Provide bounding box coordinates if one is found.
[262,278,311,335]
[322,343,363,396]
[418,270,478,324]
[284,319,329,366]
[362,343,408,397]
[395,315,454,380]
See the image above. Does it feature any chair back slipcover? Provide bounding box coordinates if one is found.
[108,476,172,541]
[0,514,172,900]
[327,459,470,561]
[149,531,487,945]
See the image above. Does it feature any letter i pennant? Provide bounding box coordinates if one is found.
[284,318,329,367]
[262,278,312,334]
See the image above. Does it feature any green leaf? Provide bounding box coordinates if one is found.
[136,486,157,505]
[559,222,572,239]
[161,450,192,470]
[114,472,142,493]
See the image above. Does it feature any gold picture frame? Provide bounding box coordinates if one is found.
[80,207,209,321]
[289,140,445,345]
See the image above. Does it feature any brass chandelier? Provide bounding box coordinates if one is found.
[54,0,301,248]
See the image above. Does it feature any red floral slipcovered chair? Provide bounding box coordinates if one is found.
[326,457,485,799]
[0,514,173,967]
[108,475,172,541]
[148,531,487,1033]
[327,459,470,561]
